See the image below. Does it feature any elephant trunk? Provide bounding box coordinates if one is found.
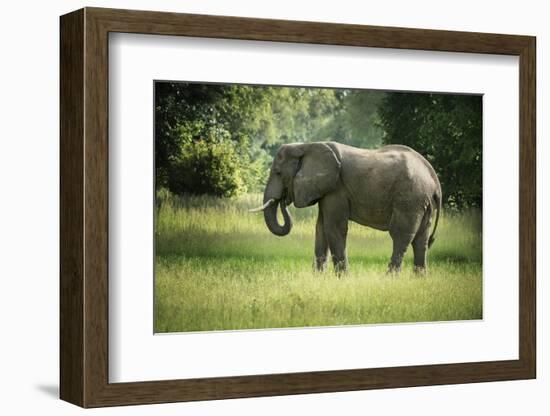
[263,198,292,236]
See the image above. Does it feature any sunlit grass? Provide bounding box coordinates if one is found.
[155,193,482,332]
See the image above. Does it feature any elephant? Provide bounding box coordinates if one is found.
[250,141,442,274]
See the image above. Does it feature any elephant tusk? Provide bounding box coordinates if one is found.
[248,198,276,212]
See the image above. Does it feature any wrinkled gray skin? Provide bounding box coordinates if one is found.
[257,141,442,274]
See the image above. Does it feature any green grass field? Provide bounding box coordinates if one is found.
[154,193,482,333]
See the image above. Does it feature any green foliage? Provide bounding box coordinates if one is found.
[155,82,389,197]
[156,82,482,208]
[155,82,224,188]
[320,90,386,148]
[378,93,482,208]
[167,139,244,198]
[155,82,272,195]
[155,193,482,332]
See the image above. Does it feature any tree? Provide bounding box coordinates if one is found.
[378,93,482,208]
[154,82,346,197]
[156,82,480,207]
[328,90,386,148]
[155,82,227,189]
[155,82,272,195]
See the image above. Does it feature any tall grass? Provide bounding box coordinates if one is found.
[155,193,482,333]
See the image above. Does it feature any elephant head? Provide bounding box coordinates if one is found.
[250,142,342,236]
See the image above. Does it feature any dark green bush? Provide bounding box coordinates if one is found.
[167,139,244,198]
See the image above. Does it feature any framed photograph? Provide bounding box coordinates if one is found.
[60,7,536,407]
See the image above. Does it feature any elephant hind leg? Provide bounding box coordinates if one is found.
[411,208,433,274]
[388,233,415,274]
[387,208,423,274]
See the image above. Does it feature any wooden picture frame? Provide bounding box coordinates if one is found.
[60,7,536,408]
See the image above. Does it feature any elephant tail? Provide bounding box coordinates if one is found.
[428,191,441,249]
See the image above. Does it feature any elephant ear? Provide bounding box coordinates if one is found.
[293,143,341,208]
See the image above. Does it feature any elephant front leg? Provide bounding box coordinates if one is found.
[320,195,350,275]
[314,209,329,272]
[325,219,349,276]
